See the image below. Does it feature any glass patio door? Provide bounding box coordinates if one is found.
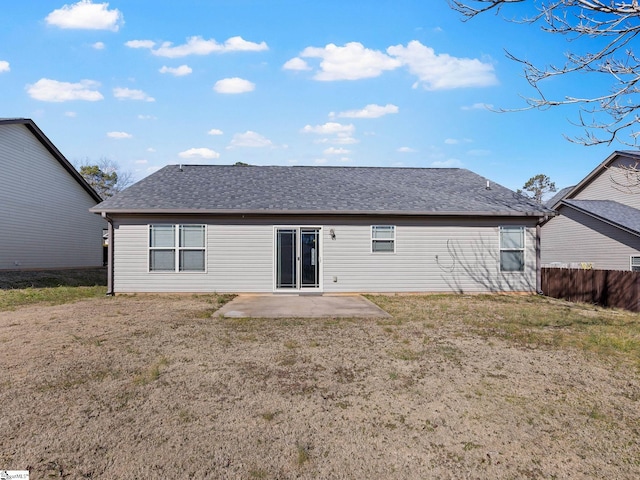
[275,227,321,291]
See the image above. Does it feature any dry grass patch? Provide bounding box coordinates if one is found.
[0,268,107,310]
[370,293,640,368]
[1,293,639,479]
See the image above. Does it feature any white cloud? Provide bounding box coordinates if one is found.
[431,158,463,168]
[229,131,273,148]
[159,65,192,76]
[0,61,9,73]
[314,158,328,165]
[113,87,155,102]
[445,138,472,145]
[135,159,148,165]
[288,40,498,89]
[26,78,103,102]
[333,103,398,119]
[125,39,156,49]
[128,35,267,58]
[45,1,123,31]
[92,41,105,50]
[64,111,77,117]
[208,128,224,135]
[323,147,350,155]
[333,135,358,145]
[213,77,255,94]
[147,147,156,153]
[387,40,498,90]
[282,57,311,71]
[397,147,416,153]
[302,122,355,135]
[138,114,157,120]
[107,131,132,139]
[223,36,268,52]
[304,123,358,146]
[461,102,494,111]
[178,147,220,159]
[297,42,401,81]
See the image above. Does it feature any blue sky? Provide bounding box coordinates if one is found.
[0,0,618,192]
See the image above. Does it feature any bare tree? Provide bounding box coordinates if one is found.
[449,0,640,147]
[610,160,640,193]
[77,157,133,199]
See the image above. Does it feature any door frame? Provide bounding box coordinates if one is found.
[273,226,323,293]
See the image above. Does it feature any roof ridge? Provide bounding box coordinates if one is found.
[169,164,463,170]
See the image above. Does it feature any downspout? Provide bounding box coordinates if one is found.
[536,215,548,295]
[102,212,115,296]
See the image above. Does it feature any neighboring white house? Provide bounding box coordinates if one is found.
[542,151,640,271]
[91,164,552,295]
[0,118,104,270]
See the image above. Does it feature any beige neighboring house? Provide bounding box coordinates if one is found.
[542,151,640,271]
[0,118,104,270]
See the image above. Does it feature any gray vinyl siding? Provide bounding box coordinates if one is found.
[541,206,640,270]
[0,124,104,270]
[323,218,536,293]
[113,216,273,293]
[573,157,640,209]
[111,214,538,294]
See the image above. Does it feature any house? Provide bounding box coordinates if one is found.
[91,165,552,295]
[542,151,640,271]
[0,118,104,270]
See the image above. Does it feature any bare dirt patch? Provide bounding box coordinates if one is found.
[1,294,639,479]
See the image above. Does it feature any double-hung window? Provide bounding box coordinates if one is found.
[631,256,640,272]
[149,224,205,272]
[372,225,395,253]
[499,226,525,272]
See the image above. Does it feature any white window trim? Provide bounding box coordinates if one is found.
[631,256,640,272]
[371,225,396,254]
[148,224,207,273]
[499,226,525,273]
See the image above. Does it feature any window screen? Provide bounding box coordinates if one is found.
[372,225,395,253]
[500,226,525,272]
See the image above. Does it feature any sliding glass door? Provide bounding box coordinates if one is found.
[275,227,321,291]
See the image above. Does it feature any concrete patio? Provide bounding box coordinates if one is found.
[214,294,391,319]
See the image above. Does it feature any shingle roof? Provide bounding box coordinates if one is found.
[561,199,640,236]
[92,164,552,217]
[545,186,574,209]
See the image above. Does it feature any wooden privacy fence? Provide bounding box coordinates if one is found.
[541,267,640,312]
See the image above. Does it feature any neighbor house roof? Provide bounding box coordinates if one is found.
[0,118,102,203]
[545,186,574,209]
[92,164,552,217]
[561,199,640,237]
[548,150,640,210]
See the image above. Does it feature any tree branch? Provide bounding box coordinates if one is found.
[451,0,640,146]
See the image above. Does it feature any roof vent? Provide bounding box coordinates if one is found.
[486,180,491,190]
[178,164,183,172]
